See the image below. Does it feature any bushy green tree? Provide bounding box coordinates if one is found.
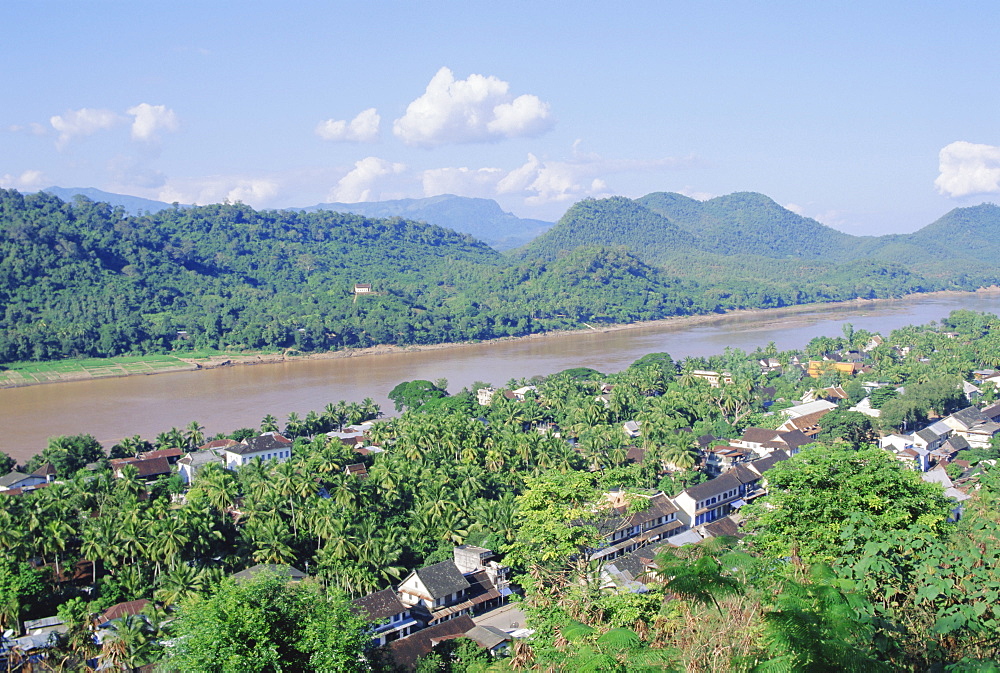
[164,573,369,672]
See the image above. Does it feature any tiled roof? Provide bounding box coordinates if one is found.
[352,589,408,622]
[98,599,149,625]
[128,457,171,478]
[0,471,33,488]
[386,614,476,670]
[229,433,292,456]
[411,561,470,599]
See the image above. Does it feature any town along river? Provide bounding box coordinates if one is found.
[5,291,1000,463]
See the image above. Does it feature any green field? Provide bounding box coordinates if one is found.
[0,354,196,386]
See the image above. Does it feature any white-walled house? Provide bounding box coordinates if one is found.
[223,432,292,470]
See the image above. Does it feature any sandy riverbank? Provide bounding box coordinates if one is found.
[4,288,998,390]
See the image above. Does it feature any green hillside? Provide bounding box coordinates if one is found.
[2,188,997,365]
[514,196,699,264]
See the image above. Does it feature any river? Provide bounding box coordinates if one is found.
[4,292,1000,463]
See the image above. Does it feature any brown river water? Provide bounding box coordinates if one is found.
[5,292,1000,463]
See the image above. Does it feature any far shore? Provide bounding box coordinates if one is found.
[3,287,998,391]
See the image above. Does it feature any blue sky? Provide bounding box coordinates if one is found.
[3,2,999,235]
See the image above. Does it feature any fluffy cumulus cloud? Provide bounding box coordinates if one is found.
[393,67,553,147]
[935,141,1000,198]
[329,157,407,202]
[50,108,122,147]
[156,176,281,208]
[127,103,179,142]
[420,166,505,199]
[0,169,47,190]
[315,108,380,142]
[496,152,694,205]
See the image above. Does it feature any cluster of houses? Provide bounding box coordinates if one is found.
[350,544,517,667]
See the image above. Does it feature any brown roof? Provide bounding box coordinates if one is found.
[386,614,476,670]
[98,599,150,625]
[139,448,183,461]
[199,438,240,450]
[345,463,369,478]
[352,589,408,622]
[121,456,171,478]
[31,462,57,478]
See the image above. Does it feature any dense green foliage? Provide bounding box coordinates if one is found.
[6,188,1000,366]
[165,572,369,672]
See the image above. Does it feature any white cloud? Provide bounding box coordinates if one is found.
[127,103,179,142]
[7,122,47,136]
[935,141,1000,198]
[50,108,122,147]
[315,108,380,142]
[678,187,714,201]
[328,157,407,202]
[393,67,553,147]
[156,176,281,208]
[420,166,504,199]
[495,152,695,205]
[0,169,47,190]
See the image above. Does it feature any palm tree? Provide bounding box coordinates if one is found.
[43,519,73,580]
[98,613,158,672]
[154,563,208,608]
[261,413,280,433]
[183,420,205,449]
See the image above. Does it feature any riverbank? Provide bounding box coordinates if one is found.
[2,287,997,390]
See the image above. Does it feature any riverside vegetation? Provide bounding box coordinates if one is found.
[4,188,1000,366]
[2,311,1000,670]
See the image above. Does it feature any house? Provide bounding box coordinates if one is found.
[113,456,171,481]
[138,447,184,464]
[397,561,472,626]
[345,463,369,479]
[730,428,811,458]
[95,599,150,630]
[352,589,420,646]
[780,399,838,419]
[941,406,990,433]
[911,426,949,453]
[463,625,513,655]
[672,453,788,528]
[776,410,831,437]
[31,462,58,483]
[223,432,293,470]
[476,387,496,406]
[0,471,47,492]
[863,335,884,352]
[385,614,477,671]
[622,420,642,438]
[921,465,971,521]
[354,283,373,294]
[590,492,683,562]
[703,445,752,476]
[177,447,226,485]
[806,360,863,378]
[690,370,733,388]
[511,386,537,401]
[397,547,510,627]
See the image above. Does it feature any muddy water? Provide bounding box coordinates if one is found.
[4,292,1000,462]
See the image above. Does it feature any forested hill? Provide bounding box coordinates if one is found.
[0,189,711,363]
[0,188,991,364]
[515,192,1000,285]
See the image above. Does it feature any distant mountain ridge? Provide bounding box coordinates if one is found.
[295,195,552,251]
[41,187,552,252]
[42,187,185,216]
